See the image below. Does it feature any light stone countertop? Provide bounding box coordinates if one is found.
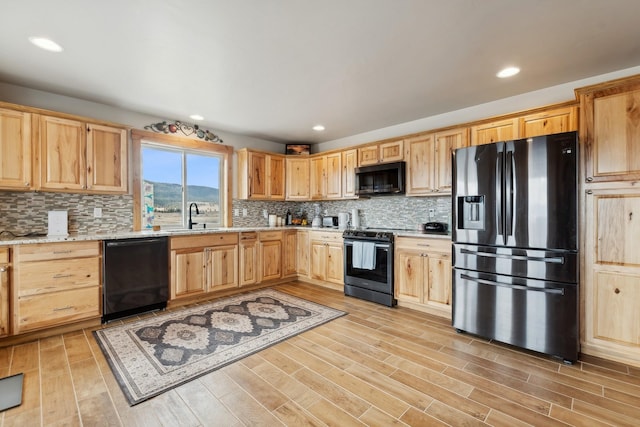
[0,226,450,246]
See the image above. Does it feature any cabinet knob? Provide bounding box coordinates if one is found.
[614,288,620,294]
[0,266,6,273]
[25,182,30,187]
[586,177,593,182]
[586,190,593,195]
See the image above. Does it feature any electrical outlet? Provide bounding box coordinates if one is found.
[93,207,102,218]
[234,209,239,217]
[242,208,248,217]
[428,208,435,219]
[263,209,268,219]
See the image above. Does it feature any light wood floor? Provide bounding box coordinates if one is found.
[1,282,639,426]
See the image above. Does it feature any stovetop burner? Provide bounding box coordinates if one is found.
[342,229,394,242]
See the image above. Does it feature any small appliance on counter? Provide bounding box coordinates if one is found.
[322,216,339,228]
[338,212,350,230]
[423,222,448,233]
[311,203,323,228]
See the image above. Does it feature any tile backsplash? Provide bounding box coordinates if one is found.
[0,191,133,235]
[0,191,450,236]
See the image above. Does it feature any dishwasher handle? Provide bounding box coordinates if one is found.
[105,238,167,247]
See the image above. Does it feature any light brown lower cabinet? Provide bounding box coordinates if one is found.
[582,188,640,366]
[310,231,343,285]
[12,241,101,334]
[394,237,451,317]
[296,230,310,277]
[282,229,297,278]
[259,231,282,282]
[170,233,238,300]
[0,248,10,337]
[239,232,258,287]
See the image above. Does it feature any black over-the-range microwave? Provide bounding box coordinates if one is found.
[355,161,406,196]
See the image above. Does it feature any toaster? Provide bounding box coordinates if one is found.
[322,216,339,227]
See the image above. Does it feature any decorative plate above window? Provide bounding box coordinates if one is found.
[144,120,223,143]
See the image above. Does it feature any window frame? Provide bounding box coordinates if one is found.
[131,129,233,231]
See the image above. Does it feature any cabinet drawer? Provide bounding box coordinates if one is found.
[396,237,451,254]
[259,231,283,241]
[171,233,239,249]
[240,231,258,241]
[17,257,100,296]
[16,241,100,262]
[310,231,343,243]
[16,286,100,333]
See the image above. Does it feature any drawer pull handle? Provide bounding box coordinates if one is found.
[53,274,72,279]
[53,306,73,312]
[417,244,431,247]
[53,250,72,254]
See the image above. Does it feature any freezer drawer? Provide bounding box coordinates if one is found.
[452,269,578,362]
[453,243,578,283]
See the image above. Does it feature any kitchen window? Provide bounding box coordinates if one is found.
[131,130,233,230]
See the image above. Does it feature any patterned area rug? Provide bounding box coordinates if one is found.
[93,288,346,405]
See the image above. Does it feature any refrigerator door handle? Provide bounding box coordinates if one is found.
[460,248,565,264]
[496,151,504,239]
[459,273,565,295]
[505,150,514,237]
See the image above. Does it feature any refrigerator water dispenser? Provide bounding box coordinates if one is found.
[458,195,485,230]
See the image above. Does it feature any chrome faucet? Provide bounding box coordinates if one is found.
[188,202,199,229]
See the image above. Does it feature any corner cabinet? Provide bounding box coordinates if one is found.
[395,237,452,318]
[0,108,32,190]
[237,149,285,200]
[170,233,239,300]
[37,115,128,193]
[0,248,10,337]
[285,157,310,200]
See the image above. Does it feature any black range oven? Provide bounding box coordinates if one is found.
[343,230,396,307]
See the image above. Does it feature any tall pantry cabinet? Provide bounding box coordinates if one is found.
[576,75,640,367]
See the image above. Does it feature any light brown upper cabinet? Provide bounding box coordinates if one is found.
[38,115,128,193]
[285,156,310,200]
[519,106,577,138]
[470,118,518,146]
[358,139,404,166]
[341,149,357,199]
[576,76,640,182]
[309,155,326,200]
[325,152,342,199]
[405,127,468,195]
[237,149,285,200]
[0,108,32,190]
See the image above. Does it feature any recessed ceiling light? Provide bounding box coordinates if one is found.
[189,114,204,121]
[497,66,520,78]
[28,36,63,53]
[312,125,325,131]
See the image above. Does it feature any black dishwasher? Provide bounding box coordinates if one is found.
[102,236,169,322]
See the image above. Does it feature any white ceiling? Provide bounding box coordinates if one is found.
[2,0,640,144]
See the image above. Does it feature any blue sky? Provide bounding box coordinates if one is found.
[142,147,220,187]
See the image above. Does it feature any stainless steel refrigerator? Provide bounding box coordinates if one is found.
[452,131,579,363]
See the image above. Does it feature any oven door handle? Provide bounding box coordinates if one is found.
[344,241,390,250]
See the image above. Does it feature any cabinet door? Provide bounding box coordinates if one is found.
[208,245,238,291]
[342,149,357,198]
[239,239,258,287]
[325,153,342,199]
[248,152,268,198]
[589,89,640,181]
[268,155,285,199]
[426,253,451,306]
[39,115,86,191]
[405,134,434,196]
[519,106,577,138]
[285,157,310,200]
[326,243,344,285]
[434,127,468,193]
[358,145,379,166]
[172,249,206,299]
[0,249,8,337]
[296,230,310,276]
[395,249,424,303]
[310,241,327,281]
[86,123,127,193]
[260,240,282,281]
[470,118,518,146]
[380,140,404,163]
[282,230,297,277]
[0,108,31,190]
[310,156,326,199]
[594,271,640,345]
